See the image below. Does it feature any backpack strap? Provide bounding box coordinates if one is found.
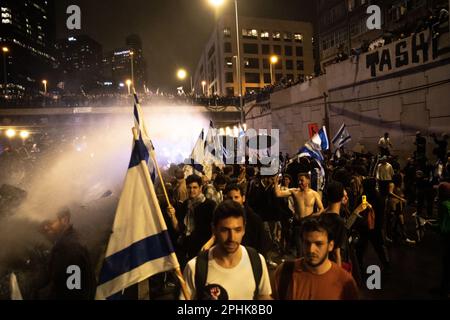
[278,260,295,300]
[194,250,209,300]
[245,246,263,300]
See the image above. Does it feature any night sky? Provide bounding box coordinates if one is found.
[54,0,315,92]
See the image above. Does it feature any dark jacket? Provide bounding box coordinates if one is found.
[42,226,96,300]
[242,205,271,258]
[176,198,217,259]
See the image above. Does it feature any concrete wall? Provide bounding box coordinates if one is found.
[245,30,450,161]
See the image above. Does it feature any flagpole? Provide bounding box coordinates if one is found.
[132,127,191,301]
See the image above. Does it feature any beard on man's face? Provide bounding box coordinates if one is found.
[304,251,328,268]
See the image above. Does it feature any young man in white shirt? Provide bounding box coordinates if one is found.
[378,132,392,156]
[181,200,272,300]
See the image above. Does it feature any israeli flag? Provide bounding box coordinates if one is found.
[95,95,178,300]
[298,146,324,162]
[133,93,156,182]
[311,126,330,151]
[188,129,206,175]
[332,123,352,149]
[298,126,329,162]
[204,121,225,166]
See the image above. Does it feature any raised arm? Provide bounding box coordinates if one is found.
[274,175,294,198]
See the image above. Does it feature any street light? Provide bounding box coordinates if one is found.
[6,128,16,138]
[177,68,193,94]
[20,130,30,139]
[270,55,279,85]
[126,79,132,95]
[130,51,135,89]
[2,47,9,96]
[201,80,207,96]
[42,80,47,94]
[208,0,225,6]
[208,0,244,124]
[177,69,187,80]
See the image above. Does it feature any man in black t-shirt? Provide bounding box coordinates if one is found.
[320,182,348,267]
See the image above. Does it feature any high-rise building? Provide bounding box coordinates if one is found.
[0,0,56,97]
[193,15,314,97]
[103,35,147,93]
[54,35,103,93]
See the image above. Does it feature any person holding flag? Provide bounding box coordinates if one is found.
[95,92,189,300]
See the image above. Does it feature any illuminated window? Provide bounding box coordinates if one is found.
[225,57,233,67]
[224,28,231,37]
[284,32,293,42]
[294,33,303,42]
[244,58,259,69]
[273,32,281,41]
[261,31,269,39]
[2,18,11,24]
[242,29,258,39]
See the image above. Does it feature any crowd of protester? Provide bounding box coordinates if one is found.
[0,92,243,109]
[1,123,449,300]
[138,129,450,300]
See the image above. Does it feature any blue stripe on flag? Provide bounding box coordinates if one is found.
[299,146,324,162]
[189,160,204,174]
[318,128,329,151]
[129,136,149,169]
[332,124,345,145]
[98,230,175,285]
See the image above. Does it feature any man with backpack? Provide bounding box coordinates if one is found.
[272,217,358,300]
[180,200,272,300]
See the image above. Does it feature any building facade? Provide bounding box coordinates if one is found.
[193,15,314,97]
[54,35,103,93]
[102,34,147,93]
[0,0,56,97]
[316,0,449,70]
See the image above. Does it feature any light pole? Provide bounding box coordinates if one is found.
[201,80,207,96]
[208,0,244,124]
[126,79,132,95]
[2,47,9,96]
[42,80,47,94]
[130,51,135,89]
[270,55,279,85]
[177,68,192,94]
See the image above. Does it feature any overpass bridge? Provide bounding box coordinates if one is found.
[0,104,241,130]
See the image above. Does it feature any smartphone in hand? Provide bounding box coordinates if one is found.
[362,195,367,210]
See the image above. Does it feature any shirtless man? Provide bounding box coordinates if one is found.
[275,173,324,219]
[274,172,324,257]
